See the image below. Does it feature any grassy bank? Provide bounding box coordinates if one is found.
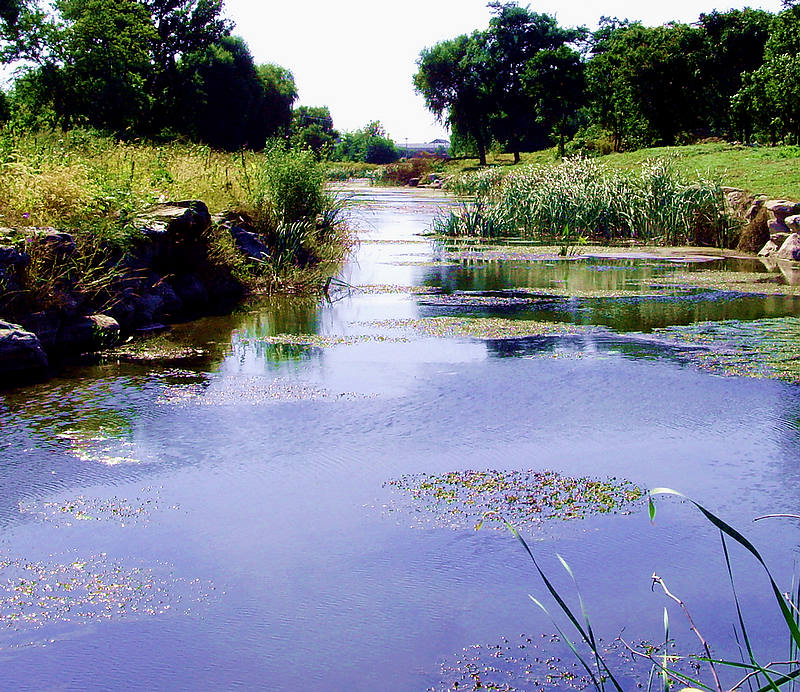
[0,129,352,312]
[440,142,800,201]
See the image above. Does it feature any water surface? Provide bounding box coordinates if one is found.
[2,187,800,691]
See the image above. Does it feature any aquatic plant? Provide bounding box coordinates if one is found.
[434,157,735,247]
[492,489,800,691]
[386,470,645,530]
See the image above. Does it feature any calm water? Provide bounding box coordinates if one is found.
[2,187,800,691]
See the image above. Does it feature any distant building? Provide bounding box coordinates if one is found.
[402,139,450,157]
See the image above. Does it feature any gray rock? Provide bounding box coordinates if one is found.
[172,273,208,308]
[769,217,791,235]
[19,311,60,350]
[228,224,270,262]
[58,314,121,352]
[136,201,211,242]
[785,215,800,233]
[776,233,800,261]
[26,229,77,258]
[758,240,779,257]
[0,320,48,378]
[766,200,800,220]
[777,260,800,286]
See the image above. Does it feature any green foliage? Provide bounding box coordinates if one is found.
[437,157,732,246]
[333,121,399,164]
[291,106,339,160]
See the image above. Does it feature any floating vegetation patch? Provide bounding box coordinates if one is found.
[104,338,209,363]
[242,334,408,347]
[430,634,695,692]
[661,270,800,296]
[366,317,591,340]
[159,376,369,406]
[18,491,169,527]
[0,552,212,633]
[385,470,645,530]
[354,284,442,295]
[649,316,800,384]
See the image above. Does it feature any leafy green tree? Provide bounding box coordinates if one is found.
[414,32,494,165]
[33,0,157,133]
[143,0,231,134]
[334,121,399,164]
[524,45,585,157]
[291,106,339,159]
[698,8,772,136]
[485,2,585,162]
[586,21,710,149]
[255,63,297,142]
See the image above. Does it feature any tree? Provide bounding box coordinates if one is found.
[291,106,339,159]
[698,8,772,137]
[255,63,297,143]
[524,45,585,157]
[38,0,156,133]
[143,0,231,134]
[414,32,493,165]
[485,1,585,162]
[585,21,710,149]
[334,121,399,164]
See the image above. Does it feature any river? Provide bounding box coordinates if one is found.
[1,186,800,690]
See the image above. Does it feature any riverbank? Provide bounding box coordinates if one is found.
[0,132,351,385]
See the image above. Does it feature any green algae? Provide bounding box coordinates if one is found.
[385,469,645,530]
[19,492,166,527]
[367,317,590,340]
[0,552,212,632]
[649,316,800,384]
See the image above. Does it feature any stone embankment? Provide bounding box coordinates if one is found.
[726,188,800,260]
[0,201,269,384]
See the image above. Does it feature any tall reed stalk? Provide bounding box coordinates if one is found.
[438,157,734,247]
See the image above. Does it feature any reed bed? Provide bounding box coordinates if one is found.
[438,157,735,247]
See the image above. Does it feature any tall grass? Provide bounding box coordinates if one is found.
[0,128,353,312]
[437,157,735,247]
[490,491,800,691]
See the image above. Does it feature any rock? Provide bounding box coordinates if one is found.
[785,214,800,233]
[771,232,791,248]
[408,178,420,187]
[133,291,164,324]
[769,217,791,235]
[723,187,755,218]
[58,314,121,353]
[25,229,77,258]
[744,198,766,221]
[18,311,60,350]
[737,205,771,253]
[766,199,800,221]
[228,223,270,262]
[758,240,779,257]
[137,201,211,242]
[777,260,800,286]
[776,233,800,261]
[171,273,208,309]
[0,246,30,269]
[0,320,48,379]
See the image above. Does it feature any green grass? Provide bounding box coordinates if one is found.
[440,143,800,200]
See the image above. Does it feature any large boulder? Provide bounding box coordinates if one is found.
[776,233,800,261]
[25,229,77,259]
[0,320,48,380]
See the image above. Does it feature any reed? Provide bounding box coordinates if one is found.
[489,492,800,691]
[438,157,735,247]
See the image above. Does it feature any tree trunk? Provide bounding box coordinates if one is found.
[476,136,487,166]
[513,150,520,164]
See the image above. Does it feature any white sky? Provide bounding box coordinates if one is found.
[224,0,785,144]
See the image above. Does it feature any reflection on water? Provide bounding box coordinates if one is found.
[2,187,800,690]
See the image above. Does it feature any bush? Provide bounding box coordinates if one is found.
[383,157,443,185]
